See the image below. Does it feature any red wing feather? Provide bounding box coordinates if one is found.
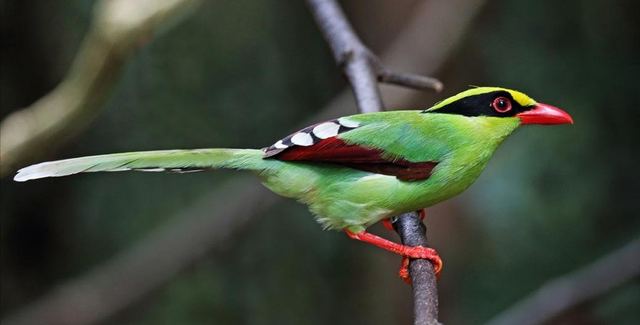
[274,138,388,163]
[267,138,438,182]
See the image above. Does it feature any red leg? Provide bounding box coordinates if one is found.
[345,229,442,283]
[382,218,394,230]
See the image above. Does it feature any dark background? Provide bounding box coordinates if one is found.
[2,0,639,324]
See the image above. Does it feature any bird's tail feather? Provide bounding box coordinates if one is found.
[14,148,267,182]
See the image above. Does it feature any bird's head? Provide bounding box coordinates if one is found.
[423,87,573,125]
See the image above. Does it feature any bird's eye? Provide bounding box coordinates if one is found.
[492,97,512,113]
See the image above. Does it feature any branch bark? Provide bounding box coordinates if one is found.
[484,237,640,325]
[393,212,441,325]
[305,1,443,324]
[0,0,201,177]
[305,0,442,114]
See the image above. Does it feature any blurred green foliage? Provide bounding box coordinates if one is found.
[1,0,639,324]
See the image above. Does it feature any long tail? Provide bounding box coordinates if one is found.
[14,148,266,182]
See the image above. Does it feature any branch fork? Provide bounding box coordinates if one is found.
[306,0,442,114]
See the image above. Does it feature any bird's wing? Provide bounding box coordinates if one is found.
[263,116,438,181]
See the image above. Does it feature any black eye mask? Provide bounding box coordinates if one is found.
[423,91,535,118]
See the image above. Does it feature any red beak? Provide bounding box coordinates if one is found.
[517,103,574,125]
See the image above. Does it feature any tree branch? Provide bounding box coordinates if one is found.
[393,212,441,325]
[0,0,201,178]
[304,0,441,114]
[484,237,640,325]
[305,1,443,324]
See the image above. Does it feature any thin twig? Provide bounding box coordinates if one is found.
[305,1,443,324]
[484,237,640,325]
[378,70,444,93]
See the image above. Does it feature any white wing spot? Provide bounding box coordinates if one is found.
[291,132,314,146]
[312,122,340,139]
[138,168,165,172]
[338,118,360,128]
[274,140,288,149]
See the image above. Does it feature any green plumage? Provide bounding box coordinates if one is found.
[15,87,568,233]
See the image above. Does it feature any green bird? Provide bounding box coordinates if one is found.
[14,87,573,282]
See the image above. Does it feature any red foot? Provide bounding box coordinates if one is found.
[398,247,442,284]
[345,229,442,284]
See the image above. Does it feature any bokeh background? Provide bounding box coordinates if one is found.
[2,0,639,324]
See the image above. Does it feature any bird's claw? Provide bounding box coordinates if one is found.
[399,257,412,284]
[345,227,442,285]
[399,245,442,284]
